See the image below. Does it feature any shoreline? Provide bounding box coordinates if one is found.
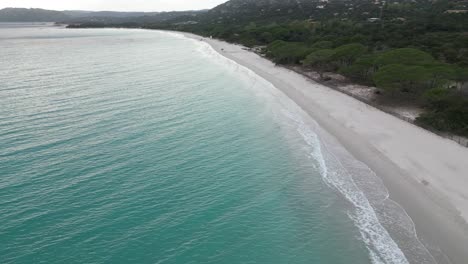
[179,32,468,263]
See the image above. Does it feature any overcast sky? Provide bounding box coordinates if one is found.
[0,0,228,12]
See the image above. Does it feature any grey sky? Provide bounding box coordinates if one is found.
[0,0,228,12]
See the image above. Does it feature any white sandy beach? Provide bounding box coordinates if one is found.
[180,33,468,264]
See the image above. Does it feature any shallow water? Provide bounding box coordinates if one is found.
[0,25,423,263]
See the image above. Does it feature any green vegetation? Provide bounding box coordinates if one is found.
[267,40,313,64]
[303,49,335,79]
[417,89,468,137]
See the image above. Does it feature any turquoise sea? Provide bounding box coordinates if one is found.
[0,24,432,264]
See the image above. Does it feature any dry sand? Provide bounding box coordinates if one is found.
[180,32,468,264]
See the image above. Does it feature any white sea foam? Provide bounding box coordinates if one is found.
[283,109,409,264]
[175,32,437,264]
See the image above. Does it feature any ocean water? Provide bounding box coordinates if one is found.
[0,24,433,264]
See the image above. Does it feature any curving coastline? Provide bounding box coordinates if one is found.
[177,31,468,264]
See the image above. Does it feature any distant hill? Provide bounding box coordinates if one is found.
[204,0,420,23]
[3,0,467,24]
[0,8,69,22]
[62,10,160,19]
[0,8,205,23]
[195,0,467,24]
